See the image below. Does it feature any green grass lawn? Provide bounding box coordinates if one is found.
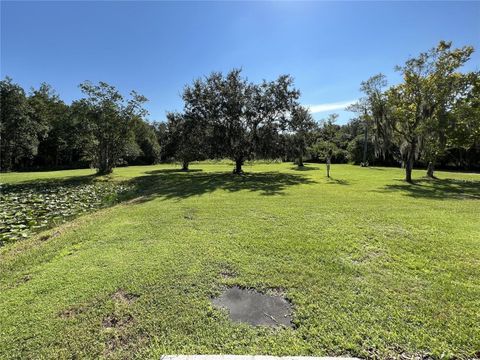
[1,163,479,359]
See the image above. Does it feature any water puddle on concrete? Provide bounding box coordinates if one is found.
[211,286,293,327]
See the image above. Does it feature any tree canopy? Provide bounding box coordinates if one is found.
[181,69,300,173]
[1,41,478,181]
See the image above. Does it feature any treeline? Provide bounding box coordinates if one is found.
[1,41,479,181]
[347,41,480,181]
[0,80,161,173]
[0,70,329,175]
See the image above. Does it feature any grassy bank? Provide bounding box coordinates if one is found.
[1,163,479,359]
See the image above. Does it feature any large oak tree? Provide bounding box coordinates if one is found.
[182,69,300,174]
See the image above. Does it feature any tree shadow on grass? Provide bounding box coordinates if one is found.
[291,165,320,171]
[146,168,203,174]
[377,177,480,200]
[326,177,350,186]
[0,174,100,192]
[124,169,317,203]
[1,169,315,245]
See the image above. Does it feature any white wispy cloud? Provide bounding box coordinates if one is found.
[304,100,357,114]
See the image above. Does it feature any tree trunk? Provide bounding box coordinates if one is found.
[182,161,189,171]
[97,146,113,175]
[405,142,416,183]
[298,154,304,167]
[426,161,435,178]
[362,123,368,166]
[405,160,413,183]
[233,158,243,174]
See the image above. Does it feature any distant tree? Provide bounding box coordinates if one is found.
[278,133,297,162]
[446,71,480,167]
[153,121,170,161]
[69,99,98,166]
[78,81,148,174]
[122,128,143,165]
[384,42,475,182]
[28,83,71,168]
[384,81,428,183]
[326,148,332,178]
[290,106,316,167]
[354,42,477,182]
[130,117,161,164]
[419,42,476,178]
[308,114,349,167]
[0,78,40,171]
[27,83,60,140]
[166,112,209,171]
[316,114,341,143]
[346,135,374,164]
[347,74,392,166]
[309,139,348,164]
[182,69,299,174]
[255,122,283,160]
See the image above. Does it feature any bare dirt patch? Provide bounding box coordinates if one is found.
[102,314,134,329]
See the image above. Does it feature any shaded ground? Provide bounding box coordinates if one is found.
[1,167,315,245]
[125,169,316,202]
[378,177,480,200]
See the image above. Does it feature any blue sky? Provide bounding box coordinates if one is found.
[2,1,479,124]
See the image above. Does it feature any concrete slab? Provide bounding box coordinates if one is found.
[211,286,292,327]
[162,356,360,360]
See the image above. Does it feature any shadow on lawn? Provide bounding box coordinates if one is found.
[0,174,100,192]
[124,169,316,202]
[326,177,350,186]
[378,177,480,200]
[291,165,320,171]
[1,169,316,244]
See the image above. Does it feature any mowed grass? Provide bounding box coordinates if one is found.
[0,163,479,359]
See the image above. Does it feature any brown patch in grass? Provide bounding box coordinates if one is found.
[39,231,60,242]
[102,314,134,329]
[220,268,237,279]
[350,246,386,265]
[101,313,146,358]
[183,208,197,221]
[266,287,287,297]
[365,346,434,360]
[219,263,238,280]
[111,289,139,305]
[59,305,86,319]
[103,332,148,358]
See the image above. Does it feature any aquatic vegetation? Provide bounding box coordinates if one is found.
[0,181,130,245]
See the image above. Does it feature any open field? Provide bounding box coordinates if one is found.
[1,163,479,359]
